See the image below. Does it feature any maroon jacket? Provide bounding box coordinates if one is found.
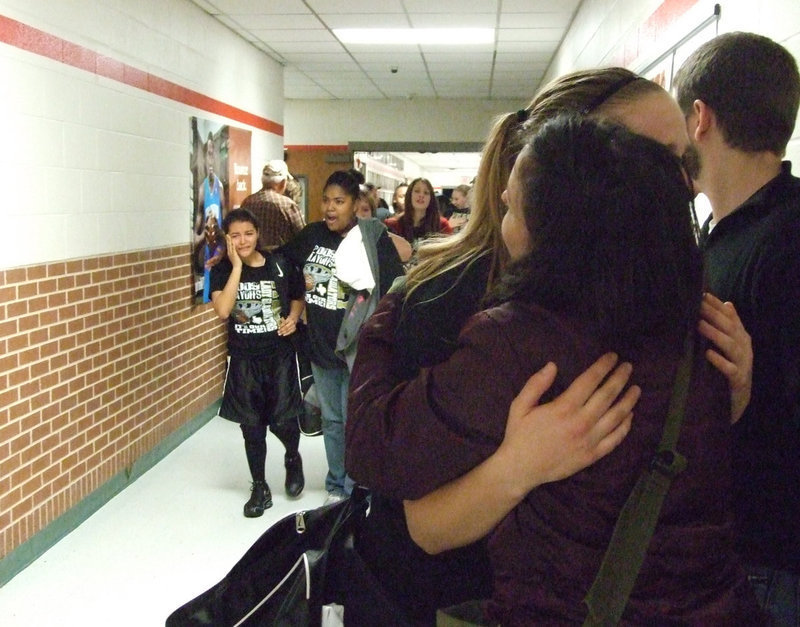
[347,295,762,625]
[384,215,452,242]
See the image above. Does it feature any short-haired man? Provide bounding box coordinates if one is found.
[241,160,305,250]
[675,32,800,623]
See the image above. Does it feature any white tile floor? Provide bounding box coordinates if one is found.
[0,417,330,626]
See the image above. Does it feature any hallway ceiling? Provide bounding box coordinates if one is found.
[189,0,582,100]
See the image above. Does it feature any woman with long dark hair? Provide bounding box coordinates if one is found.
[385,177,452,259]
[350,115,761,623]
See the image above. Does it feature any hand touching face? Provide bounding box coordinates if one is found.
[225,219,259,265]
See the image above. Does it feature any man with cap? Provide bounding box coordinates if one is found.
[241,160,306,250]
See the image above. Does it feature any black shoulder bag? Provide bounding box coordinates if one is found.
[166,488,409,626]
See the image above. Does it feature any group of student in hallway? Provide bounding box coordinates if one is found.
[205,31,798,626]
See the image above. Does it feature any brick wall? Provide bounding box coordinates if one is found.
[0,246,226,558]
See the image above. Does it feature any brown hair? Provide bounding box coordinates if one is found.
[405,68,666,303]
[524,68,664,131]
[494,114,701,350]
[397,178,443,238]
[674,32,800,155]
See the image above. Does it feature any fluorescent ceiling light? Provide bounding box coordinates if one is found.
[334,28,494,45]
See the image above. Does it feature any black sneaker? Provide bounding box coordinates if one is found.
[284,452,305,498]
[243,480,272,517]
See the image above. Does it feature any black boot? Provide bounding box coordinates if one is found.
[243,480,272,517]
[284,452,305,498]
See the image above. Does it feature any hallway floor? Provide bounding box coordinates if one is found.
[0,417,330,626]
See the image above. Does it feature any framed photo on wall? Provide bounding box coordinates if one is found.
[190,116,251,306]
[638,5,720,93]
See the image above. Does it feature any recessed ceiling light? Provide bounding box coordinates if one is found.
[334,28,494,45]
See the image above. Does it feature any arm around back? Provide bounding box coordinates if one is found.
[403,354,639,554]
[346,296,508,499]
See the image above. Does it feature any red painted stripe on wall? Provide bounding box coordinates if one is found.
[649,0,701,31]
[610,0,702,67]
[0,13,283,137]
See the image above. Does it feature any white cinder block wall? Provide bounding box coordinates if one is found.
[283,98,525,146]
[550,0,800,162]
[0,0,285,270]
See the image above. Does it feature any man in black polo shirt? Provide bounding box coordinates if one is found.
[675,32,800,624]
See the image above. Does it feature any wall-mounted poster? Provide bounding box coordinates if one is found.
[228,126,253,210]
[638,5,720,93]
[190,117,252,306]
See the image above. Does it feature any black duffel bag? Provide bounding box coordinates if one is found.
[166,489,411,626]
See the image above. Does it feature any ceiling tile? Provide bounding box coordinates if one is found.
[363,69,428,81]
[228,14,323,29]
[249,29,335,43]
[418,43,494,54]
[277,52,353,64]
[319,13,409,29]
[402,0,499,13]
[499,13,573,28]
[494,60,550,72]
[296,63,362,74]
[497,27,564,42]
[208,0,311,14]
[495,49,554,61]
[306,0,406,14]
[428,66,493,77]
[407,13,497,28]
[501,0,580,11]
[495,41,561,53]
[422,50,495,61]
[348,51,424,63]
[189,0,578,101]
[269,41,345,54]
